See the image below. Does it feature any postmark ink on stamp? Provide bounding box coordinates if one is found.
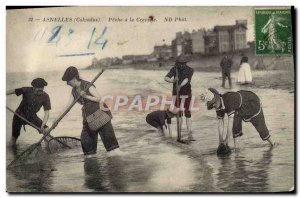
[255,7,293,55]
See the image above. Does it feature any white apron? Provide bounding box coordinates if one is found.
[238,63,253,84]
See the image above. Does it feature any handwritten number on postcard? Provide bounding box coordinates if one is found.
[34,25,108,51]
[88,26,108,50]
[48,25,62,43]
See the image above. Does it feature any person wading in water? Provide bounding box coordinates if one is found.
[146,108,178,136]
[53,66,120,156]
[206,88,275,151]
[165,54,194,141]
[7,78,51,146]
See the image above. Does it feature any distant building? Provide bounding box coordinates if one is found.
[212,20,247,53]
[98,57,113,66]
[119,19,248,65]
[133,55,148,63]
[111,57,122,65]
[171,39,180,58]
[204,30,218,54]
[152,44,172,60]
[191,29,205,54]
[172,31,193,57]
[182,31,193,55]
[172,32,182,57]
[147,53,158,62]
[89,57,122,68]
[122,55,149,64]
[122,55,134,64]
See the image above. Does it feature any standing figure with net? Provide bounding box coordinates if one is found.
[164,54,194,141]
[54,66,120,156]
[6,78,51,146]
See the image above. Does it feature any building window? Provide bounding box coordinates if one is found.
[234,31,245,49]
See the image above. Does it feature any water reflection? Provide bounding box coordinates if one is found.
[7,146,54,192]
[217,148,273,192]
[83,157,108,191]
[106,156,127,192]
[83,155,127,192]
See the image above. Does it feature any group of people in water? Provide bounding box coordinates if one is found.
[7,67,120,156]
[147,53,273,151]
[7,53,274,158]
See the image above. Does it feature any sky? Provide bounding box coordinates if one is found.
[7,6,255,72]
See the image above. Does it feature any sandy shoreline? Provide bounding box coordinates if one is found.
[252,70,294,92]
[85,50,294,92]
[86,65,294,92]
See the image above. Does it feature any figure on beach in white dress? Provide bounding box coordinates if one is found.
[237,56,253,85]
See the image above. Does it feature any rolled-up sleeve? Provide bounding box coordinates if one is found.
[166,67,175,78]
[15,87,29,96]
[43,94,51,111]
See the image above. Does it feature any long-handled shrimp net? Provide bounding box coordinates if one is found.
[6,106,81,168]
[7,69,105,169]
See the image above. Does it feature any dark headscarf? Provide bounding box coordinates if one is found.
[240,56,248,64]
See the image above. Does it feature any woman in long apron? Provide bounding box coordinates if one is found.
[237,56,253,84]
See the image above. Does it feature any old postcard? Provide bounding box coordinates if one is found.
[6,6,295,193]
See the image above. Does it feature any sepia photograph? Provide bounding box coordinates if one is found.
[6,6,295,193]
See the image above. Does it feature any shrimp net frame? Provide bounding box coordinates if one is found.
[7,136,81,169]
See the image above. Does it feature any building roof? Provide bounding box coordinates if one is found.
[122,55,135,59]
[154,44,172,49]
[214,24,247,31]
[134,55,149,58]
[205,30,217,37]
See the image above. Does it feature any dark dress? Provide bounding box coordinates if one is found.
[216,90,270,141]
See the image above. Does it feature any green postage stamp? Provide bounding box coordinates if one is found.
[255,8,293,55]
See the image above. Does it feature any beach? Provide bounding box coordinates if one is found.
[6,68,294,192]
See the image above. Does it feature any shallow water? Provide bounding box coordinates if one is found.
[6,69,294,192]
